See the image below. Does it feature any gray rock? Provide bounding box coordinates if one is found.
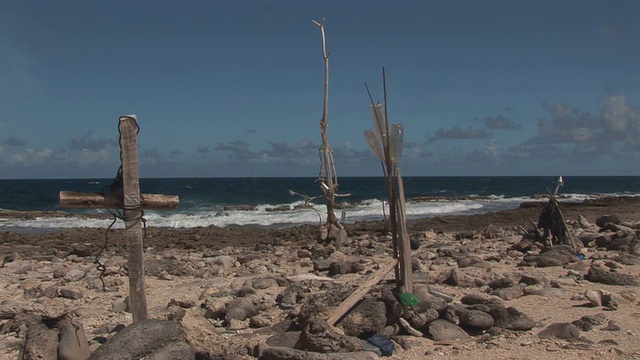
[59,288,84,300]
[596,214,621,227]
[488,277,515,289]
[608,235,634,251]
[225,294,261,323]
[277,284,305,309]
[298,319,364,353]
[538,322,580,339]
[489,305,536,331]
[266,330,301,348]
[586,265,640,286]
[252,278,279,290]
[210,255,235,268]
[87,319,195,360]
[519,273,550,287]
[459,309,495,330]
[261,346,379,360]
[443,267,499,288]
[603,320,622,331]
[630,237,640,256]
[328,261,364,276]
[583,290,601,307]
[522,245,577,267]
[444,304,494,330]
[57,318,90,360]
[490,285,524,300]
[313,258,333,272]
[522,287,565,297]
[250,315,273,328]
[424,319,471,341]
[64,269,87,282]
[572,314,607,331]
[460,293,502,305]
[21,321,58,360]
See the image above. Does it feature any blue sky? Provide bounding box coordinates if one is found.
[1,0,638,179]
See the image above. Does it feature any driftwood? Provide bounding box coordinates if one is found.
[537,195,579,252]
[327,259,398,326]
[59,191,179,210]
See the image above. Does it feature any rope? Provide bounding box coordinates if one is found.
[93,117,147,291]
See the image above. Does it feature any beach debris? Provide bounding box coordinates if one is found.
[288,18,350,249]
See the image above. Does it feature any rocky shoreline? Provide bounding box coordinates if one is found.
[1,196,639,359]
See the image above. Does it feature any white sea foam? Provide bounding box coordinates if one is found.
[0,198,503,230]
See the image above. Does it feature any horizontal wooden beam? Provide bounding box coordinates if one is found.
[59,191,179,210]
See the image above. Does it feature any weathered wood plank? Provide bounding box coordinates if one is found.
[59,191,179,210]
[395,168,413,294]
[327,258,398,326]
[119,115,148,322]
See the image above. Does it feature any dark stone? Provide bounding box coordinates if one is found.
[298,319,364,353]
[538,322,580,339]
[22,321,59,360]
[519,273,550,287]
[488,304,536,331]
[443,267,498,288]
[572,314,607,331]
[277,284,305,309]
[459,309,495,330]
[586,265,640,286]
[510,238,537,253]
[456,256,483,268]
[339,298,387,337]
[313,258,333,272]
[225,294,261,323]
[87,319,195,360]
[59,288,83,300]
[595,214,621,227]
[607,235,634,251]
[522,245,578,267]
[488,277,515,289]
[490,285,524,300]
[297,285,352,326]
[443,304,494,330]
[460,293,502,306]
[328,261,364,276]
[261,346,379,360]
[410,235,421,250]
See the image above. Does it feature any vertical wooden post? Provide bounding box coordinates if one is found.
[119,115,148,322]
[395,168,413,294]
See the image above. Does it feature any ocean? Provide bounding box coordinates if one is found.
[1,176,639,231]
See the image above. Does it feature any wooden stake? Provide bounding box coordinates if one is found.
[327,258,397,326]
[119,115,148,322]
[395,168,413,293]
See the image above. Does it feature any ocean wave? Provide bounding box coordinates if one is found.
[0,198,499,230]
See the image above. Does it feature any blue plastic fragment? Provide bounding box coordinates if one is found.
[367,334,394,356]
[576,253,586,260]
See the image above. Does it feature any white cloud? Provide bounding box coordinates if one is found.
[601,95,638,134]
[10,147,53,164]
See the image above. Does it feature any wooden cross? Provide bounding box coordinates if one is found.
[59,115,179,322]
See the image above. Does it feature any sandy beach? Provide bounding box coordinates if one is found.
[1,196,639,359]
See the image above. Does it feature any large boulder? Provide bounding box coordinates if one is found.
[423,319,470,342]
[88,319,195,360]
[338,297,387,337]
